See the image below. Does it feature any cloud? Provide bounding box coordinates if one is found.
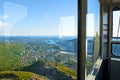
[0,15,10,20]
[0,20,10,27]
[0,20,12,36]
[3,15,10,20]
[0,21,4,27]
[0,14,10,28]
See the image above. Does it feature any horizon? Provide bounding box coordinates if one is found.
[0,35,78,39]
[0,35,77,37]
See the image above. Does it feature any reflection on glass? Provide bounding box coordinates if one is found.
[112,11,120,56]
[113,11,120,38]
[103,12,108,43]
[112,44,120,56]
[0,0,77,80]
[86,0,100,75]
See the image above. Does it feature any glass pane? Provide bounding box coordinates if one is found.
[112,44,120,56]
[0,0,77,80]
[113,11,120,38]
[103,12,108,43]
[112,11,120,56]
[86,0,100,75]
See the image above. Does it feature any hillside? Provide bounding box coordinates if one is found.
[50,62,77,80]
[0,43,22,71]
[0,71,49,80]
[22,60,77,80]
[0,37,77,80]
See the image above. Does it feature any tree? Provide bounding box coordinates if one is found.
[93,32,100,62]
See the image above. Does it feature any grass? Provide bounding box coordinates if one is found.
[0,71,49,80]
[50,62,77,80]
[87,61,94,74]
[0,43,22,71]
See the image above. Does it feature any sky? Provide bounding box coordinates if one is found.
[87,0,100,37]
[0,0,77,36]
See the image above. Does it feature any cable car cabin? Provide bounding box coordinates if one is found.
[79,0,120,80]
[0,0,120,80]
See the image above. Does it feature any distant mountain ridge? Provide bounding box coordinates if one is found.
[57,38,77,53]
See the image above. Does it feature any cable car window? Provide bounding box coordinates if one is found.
[0,0,77,80]
[112,11,120,38]
[103,12,108,43]
[112,11,120,56]
[86,0,100,75]
[112,44,120,56]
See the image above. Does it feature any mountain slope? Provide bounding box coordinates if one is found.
[0,71,49,80]
[0,43,22,71]
[22,60,77,80]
